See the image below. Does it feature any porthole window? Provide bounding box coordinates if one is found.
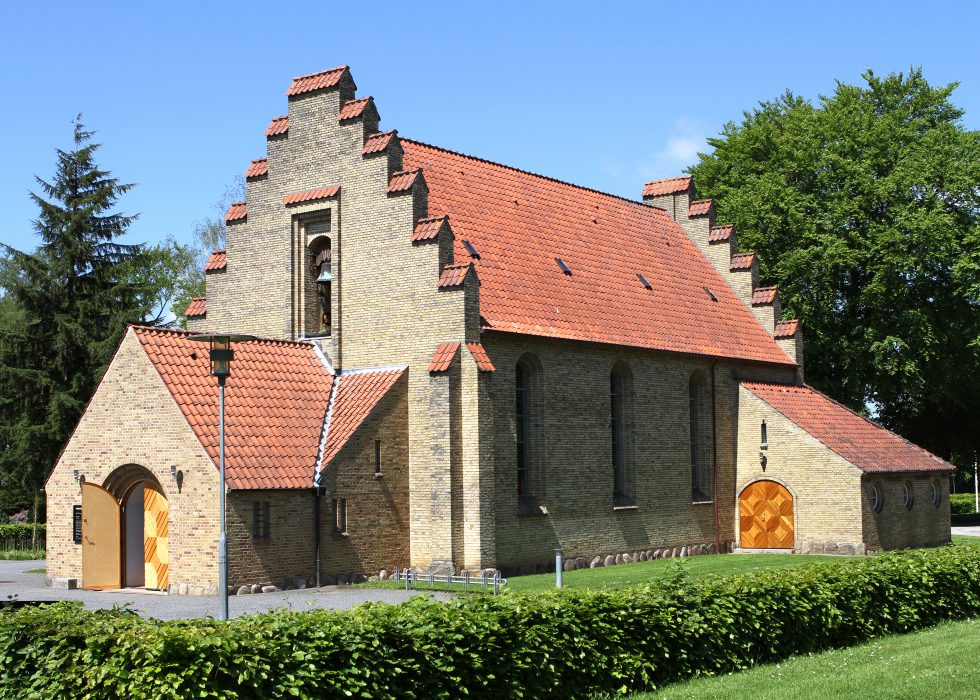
[903,482,914,510]
[869,484,882,513]
[932,479,941,508]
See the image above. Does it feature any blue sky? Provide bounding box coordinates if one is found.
[2,0,978,254]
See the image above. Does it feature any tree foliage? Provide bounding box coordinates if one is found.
[689,69,980,466]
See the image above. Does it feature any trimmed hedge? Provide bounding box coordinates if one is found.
[0,524,44,553]
[951,493,978,515]
[2,547,979,699]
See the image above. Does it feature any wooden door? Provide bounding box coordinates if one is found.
[143,486,170,590]
[739,480,794,549]
[81,482,121,590]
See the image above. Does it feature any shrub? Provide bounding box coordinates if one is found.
[951,493,977,515]
[1,546,979,699]
[0,524,44,555]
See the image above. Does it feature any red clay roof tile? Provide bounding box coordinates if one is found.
[466,342,496,372]
[387,169,421,193]
[709,224,734,242]
[438,263,471,288]
[428,342,460,373]
[730,252,755,271]
[224,202,247,223]
[413,215,448,242]
[689,199,713,217]
[245,159,268,179]
[286,66,348,97]
[321,368,405,466]
[134,327,334,489]
[338,96,373,121]
[184,297,206,318]
[752,286,778,305]
[742,381,953,473]
[362,130,397,155]
[266,116,288,137]
[400,140,793,365]
[774,319,799,338]
[204,250,226,272]
[283,186,341,206]
[642,176,692,197]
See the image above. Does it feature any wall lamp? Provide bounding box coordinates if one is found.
[171,465,184,493]
[73,469,85,485]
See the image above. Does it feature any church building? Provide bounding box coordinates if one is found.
[45,66,952,593]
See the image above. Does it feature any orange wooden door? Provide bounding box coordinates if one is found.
[739,480,794,549]
[81,483,121,590]
[143,486,170,590]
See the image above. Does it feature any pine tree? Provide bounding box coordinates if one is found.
[0,117,149,500]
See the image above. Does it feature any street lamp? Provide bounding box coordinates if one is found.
[188,333,256,620]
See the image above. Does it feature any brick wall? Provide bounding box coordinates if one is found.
[862,474,951,551]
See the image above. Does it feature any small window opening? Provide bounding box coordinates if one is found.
[252,501,271,539]
[555,257,572,275]
[903,482,914,510]
[332,498,348,534]
[462,240,480,259]
[637,273,652,290]
[761,420,768,449]
[870,484,882,512]
[931,480,941,508]
[703,286,718,302]
[374,439,382,477]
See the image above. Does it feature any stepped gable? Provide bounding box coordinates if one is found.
[224,202,246,223]
[742,382,953,473]
[204,250,226,272]
[133,327,334,489]
[400,140,793,365]
[245,159,268,179]
[184,297,206,318]
[320,368,405,466]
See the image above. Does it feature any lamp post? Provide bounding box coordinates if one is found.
[188,333,255,621]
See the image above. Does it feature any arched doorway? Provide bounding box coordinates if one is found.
[739,480,794,549]
[81,465,169,591]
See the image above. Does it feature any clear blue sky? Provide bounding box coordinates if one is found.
[2,0,978,254]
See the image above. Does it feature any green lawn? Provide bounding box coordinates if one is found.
[622,617,980,699]
[0,550,44,561]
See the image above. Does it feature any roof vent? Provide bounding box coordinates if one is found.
[462,240,480,259]
[555,258,572,275]
[703,286,718,302]
[637,273,652,290]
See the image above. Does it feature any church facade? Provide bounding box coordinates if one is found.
[45,67,952,593]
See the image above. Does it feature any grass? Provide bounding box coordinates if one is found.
[22,568,46,574]
[0,550,44,561]
[621,617,980,699]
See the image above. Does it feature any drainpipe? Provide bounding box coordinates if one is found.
[312,483,325,587]
[711,361,721,554]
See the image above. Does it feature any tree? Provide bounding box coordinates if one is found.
[689,69,980,466]
[0,117,160,502]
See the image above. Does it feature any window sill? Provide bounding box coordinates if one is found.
[517,496,549,517]
[613,505,639,512]
[332,530,350,538]
[692,500,715,506]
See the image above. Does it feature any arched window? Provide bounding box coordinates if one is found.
[689,370,713,502]
[308,237,332,334]
[515,354,544,511]
[611,362,635,506]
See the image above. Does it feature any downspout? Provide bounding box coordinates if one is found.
[313,486,323,587]
[711,360,721,554]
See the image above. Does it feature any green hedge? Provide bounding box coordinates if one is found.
[952,493,978,515]
[2,546,979,699]
[0,524,44,553]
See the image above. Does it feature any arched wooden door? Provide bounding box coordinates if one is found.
[739,480,794,549]
[143,485,170,590]
[81,483,121,590]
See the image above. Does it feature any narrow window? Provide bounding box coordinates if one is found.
[252,501,270,539]
[761,420,768,449]
[932,479,941,508]
[332,498,347,534]
[516,363,530,496]
[611,363,634,506]
[374,439,382,476]
[306,230,332,335]
[903,482,914,510]
[869,484,883,513]
[689,371,714,502]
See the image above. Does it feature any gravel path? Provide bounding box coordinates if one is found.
[0,560,452,620]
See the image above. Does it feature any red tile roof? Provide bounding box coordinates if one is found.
[134,327,334,489]
[266,116,289,137]
[774,319,799,338]
[466,342,496,372]
[742,381,953,473]
[204,250,226,272]
[730,252,755,271]
[363,130,397,155]
[413,215,448,242]
[286,66,348,97]
[320,368,405,466]
[387,169,421,193]
[689,199,713,217]
[642,176,692,197]
[437,263,471,288]
[709,224,734,243]
[283,186,341,206]
[184,297,206,318]
[338,97,373,121]
[752,286,778,305]
[245,159,268,179]
[225,202,246,223]
[400,140,793,365]
[428,342,460,373]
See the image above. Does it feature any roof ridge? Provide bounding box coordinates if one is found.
[131,324,325,349]
[292,65,348,81]
[339,364,408,375]
[401,137,668,213]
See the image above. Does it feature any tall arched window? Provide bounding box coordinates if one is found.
[516,362,530,497]
[611,362,635,506]
[689,370,713,502]
[308,237,331,334]
[515,354,544,512]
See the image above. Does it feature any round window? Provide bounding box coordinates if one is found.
[869,485,882,513]
[932,480,941,508]
[903,482,914,510]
